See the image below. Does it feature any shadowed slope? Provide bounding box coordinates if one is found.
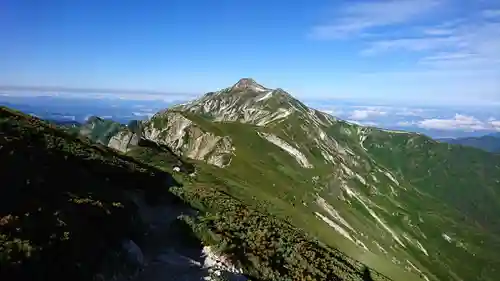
[0,106,180,280]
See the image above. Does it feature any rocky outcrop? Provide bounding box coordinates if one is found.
[70,112,232,169]
[108,131,140,153]
[112,191,247,281]
[202,246,247,281]
[143,112,234,168]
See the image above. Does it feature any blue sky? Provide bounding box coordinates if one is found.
[1,0,499,105]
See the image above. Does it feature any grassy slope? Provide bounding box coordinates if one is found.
[0,106,397,281]
[33,104,500,281]
[363,130,500,281]
[180,112,500,281]
[143,87,500,280]
[182,112,424,281]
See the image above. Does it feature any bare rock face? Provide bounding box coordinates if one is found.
[108,131,140,153]
[74,111,235,169]
[143,112,234,168]
[173,78,337,130]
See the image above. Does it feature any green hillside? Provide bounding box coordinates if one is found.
[3,79,499,281]
[116,78,500,281]
[0,106,396,280]
[171,111,500,281]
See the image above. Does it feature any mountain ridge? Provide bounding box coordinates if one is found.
[144,79,500,281]
[16,78,500,281]
[438,133,500,153]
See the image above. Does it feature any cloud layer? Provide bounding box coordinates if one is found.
[348,108,388,120]
[417,114,500,131]
[310,0,500,103]
[313,101,500,135]
[312,0,500,69]
[311,0,442,39]
[0,87,196,103]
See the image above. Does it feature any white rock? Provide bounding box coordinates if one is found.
[258,132,313,168]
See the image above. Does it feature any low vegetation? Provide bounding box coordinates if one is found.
[0,107,176,280]
[174,183,390,281]
[0,106,389,280]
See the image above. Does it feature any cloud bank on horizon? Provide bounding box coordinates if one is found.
[312,103,500,133]
[0,0,498,105]
[2,93,499,138]
[0,87,196,103]
[416,114,500,131]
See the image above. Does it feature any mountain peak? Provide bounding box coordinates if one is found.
[230,78,269,92]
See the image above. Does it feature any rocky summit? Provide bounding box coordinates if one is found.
[230,78,270,93]
[2,79,500,281]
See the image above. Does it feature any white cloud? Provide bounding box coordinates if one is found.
[53,115,76,121]
[0,89,196,102]
[422,28,455,36]
[353,69,500,104]
[417,114,500,131]
[362,13,500,71]
[349,108,387,120]
[306,1,500,104]
[396,121,416,127]
[310,0,442,39]
[318,108,344,116]
[394,108,426,116]
[482,9,500,19]
[362,36,461,55]
[490,120,500,128]
[419,52,476,62]
[316,104,429,119]
[421,19,465,35]
[347,120,379,127]
[132,112,154,118]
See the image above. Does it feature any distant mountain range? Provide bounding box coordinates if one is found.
[45,119,81,127]
[438,132,500,153]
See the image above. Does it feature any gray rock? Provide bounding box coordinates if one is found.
[109,131,140,153]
